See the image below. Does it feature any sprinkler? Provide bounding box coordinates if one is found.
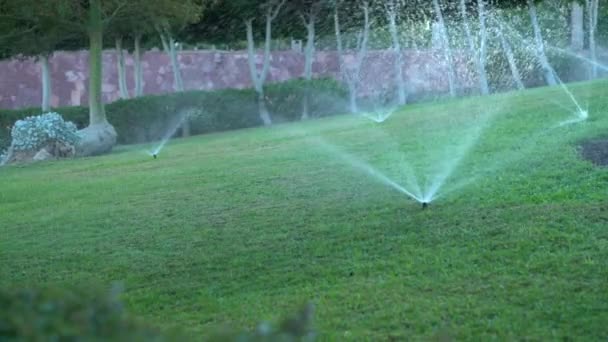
[421,202,429,209]
[152,153,157,159]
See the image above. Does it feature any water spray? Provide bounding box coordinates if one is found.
[147,108,194,158]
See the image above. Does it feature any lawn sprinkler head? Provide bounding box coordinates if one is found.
[152,153,157,159]
[421,202,429,209]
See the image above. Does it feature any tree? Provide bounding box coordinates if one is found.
[586,0,599,78]
[0,1,81,112]
[460,0,490,95]
[243,0,287,126]
[571,1,584,50]
[383,0,408,105]
[290,0,328,120]
[432,0,458,97]
[334,0,371,113]
[527,0,558,85]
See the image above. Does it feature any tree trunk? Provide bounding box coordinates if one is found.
[160,32,184,92]
[386,1,407,105]
[245,9,277,126]
[460,0,489,95]
[571,2,584,51]
[334,7,344,73]
[498,25,525,90]
[476,0,490,94]
[78,0,117,157]
[302,13,316,120]
[87,0,106,125]
[134,34,143,96]
[40,54,52,112]
[432,0,457,97]
[116,37,129,99]
[587,0,599,78]
[344,2,370,114]
[257,90,272,126]
[528,0,557,86]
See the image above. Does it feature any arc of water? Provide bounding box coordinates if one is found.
[422,111,494,202]
[547,45,608,73]
[309,136,424,203]
[495,18,588,124]
[149,109,193,156]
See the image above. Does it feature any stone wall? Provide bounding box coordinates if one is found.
[0,49,474,110]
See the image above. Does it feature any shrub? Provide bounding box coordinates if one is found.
[9,112,79,152]
[0,285,316,341]
[0,285,166,340]
[0,78,348,150]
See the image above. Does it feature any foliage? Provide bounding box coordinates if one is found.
[0,284,315,341]
[0,79,348,149]
[8,112,79,152]
[0,285,168,340]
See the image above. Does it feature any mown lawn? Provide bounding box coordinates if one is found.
[1,80,607,340]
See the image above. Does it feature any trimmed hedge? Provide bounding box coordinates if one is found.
[0,78,348,150]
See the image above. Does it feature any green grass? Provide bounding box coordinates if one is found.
[1,80,608,340]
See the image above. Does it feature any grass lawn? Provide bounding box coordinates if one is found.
[1,80,607,340]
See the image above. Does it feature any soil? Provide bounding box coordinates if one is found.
[580,138,608,167]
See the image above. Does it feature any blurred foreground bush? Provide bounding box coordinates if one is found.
[0,285,315,341]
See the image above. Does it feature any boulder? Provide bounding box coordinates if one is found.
[33,148,54,162]
[1,140,77,165]
[76,122,117,157]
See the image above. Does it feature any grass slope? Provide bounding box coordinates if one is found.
[1,80,608,340]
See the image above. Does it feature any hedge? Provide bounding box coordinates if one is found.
[0,78,348,150]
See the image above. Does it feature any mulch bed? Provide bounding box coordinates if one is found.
[580,138,608,167]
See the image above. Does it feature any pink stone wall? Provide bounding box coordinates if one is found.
[0,49,473,110]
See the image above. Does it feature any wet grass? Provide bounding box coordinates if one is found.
[1,80,608,340]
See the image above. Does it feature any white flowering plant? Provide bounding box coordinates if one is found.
[9,112,79,152]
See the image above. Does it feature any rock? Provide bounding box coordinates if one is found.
[76,122,117,157]
[33,148,54,161]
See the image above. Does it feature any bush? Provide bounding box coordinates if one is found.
[0,78,348,150]
[9,112,79,152]
[0,285,316,341]
[0,107,88,152]
[0,285,166,340]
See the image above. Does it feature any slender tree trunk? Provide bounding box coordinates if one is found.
[87,0,106,125]
[386,1,407,105]
[432,0,457,97]
[571,2,584,51]
[116,37,129,99]
[477,0,490,94]
[160,32,184,92]
[344,1,370,114]
[528,0,557,86]
[497,25,525,90]
[348,83,358,113]
[134,34,143,96]
[40,54,52,112]
[334,7,344,73]
[302,13,316,120]
[460,0,489,95]
[160,31,188,136]
[246,19,272,126]
[587,0,599,78]
[244,1,284,126]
